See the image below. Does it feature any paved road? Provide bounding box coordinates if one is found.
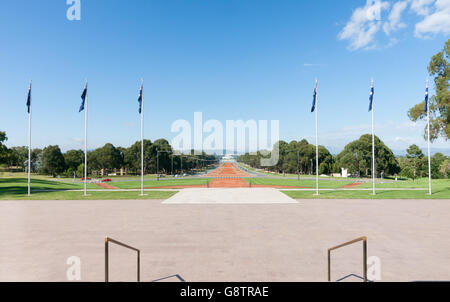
[1,198,449,282]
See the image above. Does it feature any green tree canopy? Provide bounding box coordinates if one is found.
[64,149,84,172]
[408,39,449,141]
[239,139,334,175]
[8,146,28,170]
[0,131,8,165]
[336,134,400,177]
[88,143,123,171]
[41,145,66,177]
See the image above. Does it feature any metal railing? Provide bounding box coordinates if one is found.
[328,236,367,282]
[105,237,140,282]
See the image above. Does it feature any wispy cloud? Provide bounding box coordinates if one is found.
[303,63,327,67]
[383,1,408,35]
[415,0,450,37]
[339,0,450,50]
[410,0,435,15]
[338,1,390,50]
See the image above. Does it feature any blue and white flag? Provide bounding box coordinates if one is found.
[79,83,87,112]
[311,81,317,113]
[368,81,374,112]
[26,82,31,114]
[138,83,143,114]
[424,83,429,112]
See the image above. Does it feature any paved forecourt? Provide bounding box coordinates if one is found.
[163,188,298,204]
[1,197,450,282]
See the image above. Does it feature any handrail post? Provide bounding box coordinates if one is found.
[328,250,331,282]
[328,236,368,282]
[137,250,140,282]
[363,239,367,282]
[105,237,109,282]
[105,237,140,282]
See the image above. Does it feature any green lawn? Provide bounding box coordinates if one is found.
[282,188,450,199]
[246,178,354,188]
[358,178,449,188]
[112,178,210,189]
[0,177,177,200]
[282,178,449,199]
[0,190,176,200]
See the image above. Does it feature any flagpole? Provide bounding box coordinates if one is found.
[84,79,88,196]
[27,81,32,197]
[426,79,432,195]
[315,79,319,196]
[371,79,376,195]
[140,79,145,196]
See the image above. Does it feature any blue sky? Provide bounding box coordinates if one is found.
[0,0,449,154]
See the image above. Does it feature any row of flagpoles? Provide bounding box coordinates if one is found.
[310,78,432,196]
[24,79,433,196]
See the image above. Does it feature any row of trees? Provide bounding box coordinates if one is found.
[238,134,450,179]
[0,134,217,178]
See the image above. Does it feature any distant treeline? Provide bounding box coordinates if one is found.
[0,132,217,178]
[238,134,450,180]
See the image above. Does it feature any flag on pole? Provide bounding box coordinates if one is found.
[26,82,32,113]
[79,83,87,112]
[26,81,32,196]
[369,81,374,111]
[138,83,143,114]
[311,81,317,112]
[425,80,432,195]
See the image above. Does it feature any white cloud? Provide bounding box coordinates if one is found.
[383,1,408,35]
[338,1,390,50]
[410,0,435,15]
[415,0,450,37]
[339,0,450,50]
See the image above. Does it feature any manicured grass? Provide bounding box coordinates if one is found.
[0,177,98,195]
[112,178,210,189]
[246,178,354,188]
[0,177,178,200]
[358,178,449,189]
[0,190,177,200]
[282,186,450,199]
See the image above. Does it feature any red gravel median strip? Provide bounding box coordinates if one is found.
[95,183,119,189]
[342,182,363,189]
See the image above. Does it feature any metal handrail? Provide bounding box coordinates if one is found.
[328,236,367,282]
[105,237,140,282]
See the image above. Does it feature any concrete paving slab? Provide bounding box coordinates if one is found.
[1,198,450,282]
[162,188,298,204]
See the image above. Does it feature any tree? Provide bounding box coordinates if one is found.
[88,143,123,173]
[408,39,449,141]
[406,144,424,180]
[440,159,450,178]
[123,140,153,174]
[336,134,400,177]
[238,139,334,176]
[0,131,8,165]
[31,149,43,173]
[64,150,84,172]
[41,145,66,177]
[431,152,447,179]
[8,146,28,171]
